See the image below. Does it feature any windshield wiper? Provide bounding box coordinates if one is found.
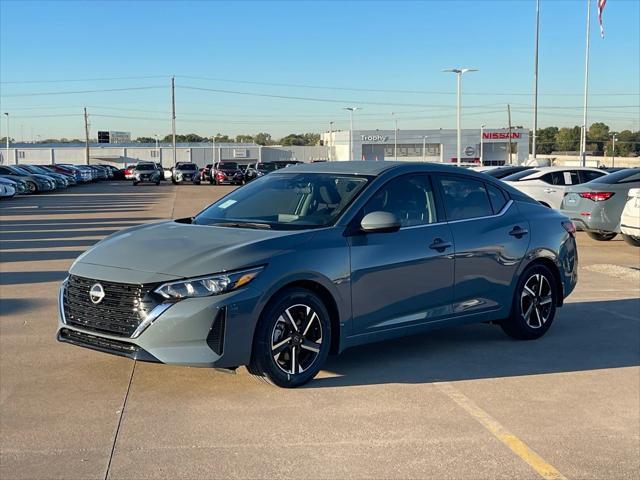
[212,221,272,230]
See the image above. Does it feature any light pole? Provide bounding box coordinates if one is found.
[422,135,428,162]
[329,121,334,161]
[3,112,9,164]
[444,68,478,165]
[154,134,159,158]
[391,112,398,161]
[343,107,360,160]
[480,124,486,165]
[611,134,618,168]
[211,135,216,165]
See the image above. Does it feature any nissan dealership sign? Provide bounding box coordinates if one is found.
[360,134,388,142]
[483,132,522,140]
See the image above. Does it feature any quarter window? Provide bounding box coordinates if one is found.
[579,170,606,183]
[486,183,509,214]
[362,175,438,227]
[438,176,494,221]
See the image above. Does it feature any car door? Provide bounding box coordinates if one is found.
[435,174,529,318]
[349,173,455,335]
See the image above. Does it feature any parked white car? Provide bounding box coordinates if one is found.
[620,188,640,246]
[502,166,607,209]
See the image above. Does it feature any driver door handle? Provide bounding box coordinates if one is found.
[544,188,556,193]
[429,238,452,251]
[509,226,529,237]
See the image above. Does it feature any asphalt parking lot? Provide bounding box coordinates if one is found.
[1,181,639,480]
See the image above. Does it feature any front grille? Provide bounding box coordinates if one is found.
[58,328,160,362]
[63,275,161,337]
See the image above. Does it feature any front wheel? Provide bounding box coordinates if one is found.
[26,181,38,194]
[248,288,331,388]
[133,181,138,186]
[500,264,558,340]
[155,181,160,186]
[622,234,640,247]
[586,231,617,241]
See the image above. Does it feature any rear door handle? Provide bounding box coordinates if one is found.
[509,226,529,237]
[429,238,452,251]
[544,188,556,193]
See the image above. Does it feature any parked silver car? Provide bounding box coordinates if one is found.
[132,163,161,186]
[57,162,578,387]
[560,168,640,241]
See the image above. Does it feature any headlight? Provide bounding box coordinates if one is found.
[155,266,263,300]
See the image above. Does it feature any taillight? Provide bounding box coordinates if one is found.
[579,191,614,202]
[562,221,576,236]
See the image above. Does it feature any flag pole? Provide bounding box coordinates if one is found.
[580,0,592,167]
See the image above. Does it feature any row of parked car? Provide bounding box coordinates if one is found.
[471,165,640,246]
[0,163,123,198]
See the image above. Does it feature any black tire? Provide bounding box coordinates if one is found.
[133,181,138,186]
[194,180,201,185]
[247,287,331,388]
[586,231,617,241]
[155,181,160,186]
[500,263,558,340]
[622,234,640,247]
[172,179,177,185]
[26,181,38,194]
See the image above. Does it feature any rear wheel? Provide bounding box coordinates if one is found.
[248,288,331,388]
[586,231,617,241]
[133,181,138,186]
[622,234,640,247]
[501,264,558,340]
[155,180,160,186]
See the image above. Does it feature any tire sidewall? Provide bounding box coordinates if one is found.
[252,288,331,388]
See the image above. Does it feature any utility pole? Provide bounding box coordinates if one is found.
[392,112,398,161]
[84,107,90,165]
[507,104,513,165]
[171,76,177,167]
[580,0,592,167]
[3,112,8,165]
[343,107,359,160]
[611,134,617,168]
[532,0,540,160]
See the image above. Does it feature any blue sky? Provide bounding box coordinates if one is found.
[1,0,638,140]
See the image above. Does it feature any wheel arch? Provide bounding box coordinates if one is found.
[257,277,343,355]
[520,255,564,307]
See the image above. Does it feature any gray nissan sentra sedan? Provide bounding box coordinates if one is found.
[57,161,578,387]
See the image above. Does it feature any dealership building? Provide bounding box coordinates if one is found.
[322,128,529,164]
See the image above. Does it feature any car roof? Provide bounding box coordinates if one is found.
[278,160,481,177]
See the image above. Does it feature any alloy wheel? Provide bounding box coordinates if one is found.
[271,304,322,375]
[520,273,553,328]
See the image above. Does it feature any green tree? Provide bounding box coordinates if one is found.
[533,127,558,154]
[254,132,273,145]
[279,133,321,146]
[213,134,233,143]
[608,130,640,157]
[235,134,254,143]
[555,127,581,152]
[587,122,610,153]
[135,136,156,143]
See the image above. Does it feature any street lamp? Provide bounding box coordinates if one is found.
[611,133,618,168]
[443,68,478,165]
[422,135,428,162]
[329,121,334,161]
[211,135,216,165]
[391,112,398,161]
[154,134,159,159]
[343,107,360,160]
[3,112,9,165]
[480,124,486,165]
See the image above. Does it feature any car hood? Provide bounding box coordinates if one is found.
[71,220,317,280]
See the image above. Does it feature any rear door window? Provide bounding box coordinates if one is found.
[486,183,509,214]
[579,170,606,183]
[437,175,494,221]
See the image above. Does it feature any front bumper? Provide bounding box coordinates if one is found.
[56,280,262,368]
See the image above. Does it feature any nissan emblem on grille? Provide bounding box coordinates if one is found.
[89,283,105,304]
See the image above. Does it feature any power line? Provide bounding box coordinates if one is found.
[0,75,168,84]
[0,86,166,97]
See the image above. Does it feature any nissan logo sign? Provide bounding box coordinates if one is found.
[464,146,475,157]
[89,283,106,304]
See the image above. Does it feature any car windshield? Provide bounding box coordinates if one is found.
[219,162,238,169]
[136,164,155,171]
[591,168,640,184]
[194,173,369,230]
[502,169,540,181]
[177,163,197,170]
[257,163,277,172]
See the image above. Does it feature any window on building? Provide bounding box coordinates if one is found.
[382,143,441,158]
[150,150,158,158]
[17,151,25,159]
[438,175,494,221]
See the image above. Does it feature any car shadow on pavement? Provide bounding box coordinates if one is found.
[310,298,640,388]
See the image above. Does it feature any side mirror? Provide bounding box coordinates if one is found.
[360,211,401,233]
